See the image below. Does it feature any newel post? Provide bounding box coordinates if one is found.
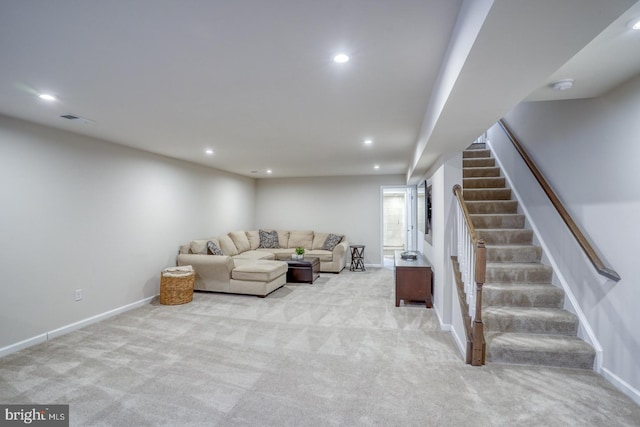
[471,239,486,366]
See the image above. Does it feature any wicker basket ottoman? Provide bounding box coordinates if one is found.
[160,268,195,305]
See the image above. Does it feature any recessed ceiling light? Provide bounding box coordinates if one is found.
[630,18,640,30]
[266,169,273,174]
[374,165,380,170]
[205,149,214,155]
[364,139,373,145]
[333,53,349,63]
[38,93,56,101]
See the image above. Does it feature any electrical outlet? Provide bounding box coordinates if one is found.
[75,289,82,301]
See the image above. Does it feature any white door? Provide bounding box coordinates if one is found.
[381,186,416,265]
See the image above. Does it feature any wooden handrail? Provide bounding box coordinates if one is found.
[453,184,478,244]
[498,119,621,282]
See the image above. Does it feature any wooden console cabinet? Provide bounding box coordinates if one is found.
[394,251,433,308]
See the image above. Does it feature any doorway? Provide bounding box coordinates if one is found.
[381,186,416,267]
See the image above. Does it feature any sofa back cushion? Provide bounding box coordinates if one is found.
[218,234,239,256]
[288,230,314,249]
[246,230,260,250]
[312,232,330,250]
[229,231,250,253]
[190,237,216,255]
[277,230,290,248]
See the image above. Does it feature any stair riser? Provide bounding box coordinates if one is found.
[463,177,506,188]
[487,348,594,369]
[464,158,495,168]
[463,189,512,200]
[486,266,553,283]
[483,288,564,308]
[484,315,577,335]
[463,149,491,159]
[487,246,541,263]
[466,201,518,214]
[477,229,532,244]
[471,214,525,229]
[464,167,501,178]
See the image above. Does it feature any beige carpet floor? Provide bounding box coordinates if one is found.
[1,268,639,426]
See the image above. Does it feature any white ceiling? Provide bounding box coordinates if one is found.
[526,1,640,101]
[0,1,639,179]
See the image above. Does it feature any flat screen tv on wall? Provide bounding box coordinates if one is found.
[417,180,433,239]
[417,181,426,234]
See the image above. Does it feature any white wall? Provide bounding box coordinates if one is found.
[490,74,640,403]
[419,153,463,336]
[0,115,255,351]
[255,175,405,265]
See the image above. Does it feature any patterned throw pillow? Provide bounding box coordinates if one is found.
[258,229,280,249]
[207,240,224,255]
[322,234,343,251]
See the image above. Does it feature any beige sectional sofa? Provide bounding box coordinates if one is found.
[177,230,348,297]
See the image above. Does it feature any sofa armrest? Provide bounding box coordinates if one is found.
[177,254,234,280]
[334,240,349,258]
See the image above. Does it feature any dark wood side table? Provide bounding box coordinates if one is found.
[394,251,433,308]
[285,257,320,284]
[349,245,365,271]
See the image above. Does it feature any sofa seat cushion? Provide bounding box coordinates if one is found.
[232,260,287,282]
[256,248,295,259]
[305,250,333,262]
[233,250,275,260]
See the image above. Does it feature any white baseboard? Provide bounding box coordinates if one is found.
[434,305,468,360]
[0,334,48,358]
[0,295,156,358]
[449,327,466,358]
[601,367,640,406]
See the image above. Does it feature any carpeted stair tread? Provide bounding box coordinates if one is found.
[486,262,553,283]
[466,200,518,214]
[477,228,533,244]
[463,177,506,189]
[483,283,564,308]
[463,158,495,168]
[466,142,486,150]
[463,167,501,178]
[470,214,525,229]
[486,244,542,263]
[483,306,578,335]
[463,188,512,200]
[485,332,595,369]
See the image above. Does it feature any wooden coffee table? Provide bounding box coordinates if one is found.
[285,257,320,284]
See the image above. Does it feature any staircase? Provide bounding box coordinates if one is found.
[463,143,595,369]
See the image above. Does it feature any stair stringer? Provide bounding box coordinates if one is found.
[486,140,603,371]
